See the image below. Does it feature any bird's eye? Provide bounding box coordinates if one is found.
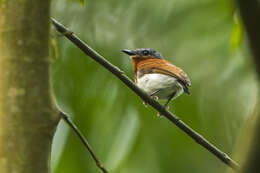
[142,50,149,56]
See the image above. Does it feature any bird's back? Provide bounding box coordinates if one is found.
[134,58,191,88]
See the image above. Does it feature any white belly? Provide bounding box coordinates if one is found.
[137,73,183,100]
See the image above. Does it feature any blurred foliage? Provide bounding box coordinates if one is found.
[67,0,85,6]
[50,0,258,173]
[230,12,244,51]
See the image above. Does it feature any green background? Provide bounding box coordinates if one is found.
[50,0,258,172]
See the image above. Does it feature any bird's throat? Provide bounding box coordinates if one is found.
[132,57,147,82]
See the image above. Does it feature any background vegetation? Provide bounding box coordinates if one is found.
[50,0,258,172]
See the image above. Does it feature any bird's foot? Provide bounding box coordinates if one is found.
[157,112,163,118]
[151,95,159,100]
[157,104,170,118]
[164,104,169,111]
[143,96,159,108]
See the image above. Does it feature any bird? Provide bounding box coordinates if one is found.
[122,48,191,112]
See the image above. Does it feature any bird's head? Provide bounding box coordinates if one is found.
[122,48,163,59]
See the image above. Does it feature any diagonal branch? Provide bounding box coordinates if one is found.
[59,112,108,173]
[51,18,240,171]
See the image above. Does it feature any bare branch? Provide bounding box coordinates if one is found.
[59,112,108,173]
[51,18,240,171]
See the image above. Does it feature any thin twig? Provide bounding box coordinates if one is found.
[59,112,108,173]
[52,18,240,171]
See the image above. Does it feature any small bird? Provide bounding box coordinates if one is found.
[122,48,191,112]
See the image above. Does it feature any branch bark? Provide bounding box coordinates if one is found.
[0,1,59,173]
[51,18,240,171]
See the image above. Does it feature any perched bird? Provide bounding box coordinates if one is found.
[122,48,191,111]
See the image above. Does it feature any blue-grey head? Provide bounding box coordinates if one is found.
[122,48,163,59]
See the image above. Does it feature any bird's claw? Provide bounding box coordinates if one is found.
[151,96,159,100]
[164,104,169,110]
[143,96,158,108]
[157,105,170,118]
[157,112,163,118]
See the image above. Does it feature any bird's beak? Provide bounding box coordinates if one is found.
[121,49,136,56]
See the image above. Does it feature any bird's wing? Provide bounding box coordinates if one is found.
[138,59,191,94]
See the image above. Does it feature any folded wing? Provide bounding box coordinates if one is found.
[137,59,191,94]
